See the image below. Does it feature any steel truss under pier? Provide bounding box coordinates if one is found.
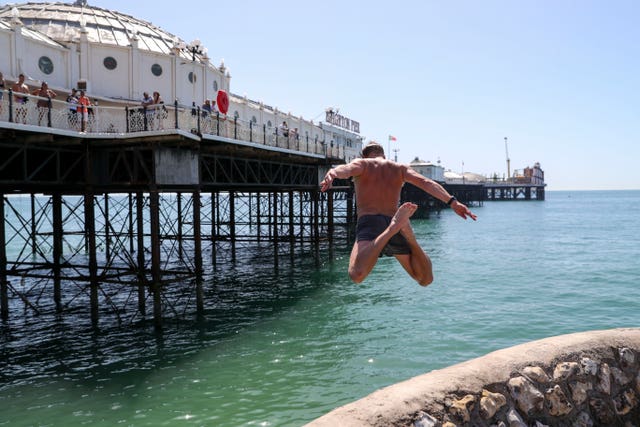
[484,184,545,201]
[0,128,356,328]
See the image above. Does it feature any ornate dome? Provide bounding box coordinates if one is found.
[0,1,191,57]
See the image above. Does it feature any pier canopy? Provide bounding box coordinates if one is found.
[0,1,187,57]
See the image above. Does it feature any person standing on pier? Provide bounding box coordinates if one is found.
[320,141,477,286]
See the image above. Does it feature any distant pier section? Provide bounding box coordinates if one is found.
[402,159,546,216]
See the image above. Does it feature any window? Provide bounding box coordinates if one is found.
[188,72,196,84]
[267,120,272,128]
[38,56,54,74]
[103,56,117,70]
[251,116,257,124]
[151,64,163,76]
[233,111,240,120]
[212,80,218,91]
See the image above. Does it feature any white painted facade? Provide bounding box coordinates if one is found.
[409,157,445,182]
[0,2,362,161]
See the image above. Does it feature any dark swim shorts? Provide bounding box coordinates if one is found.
[356,214,411,257]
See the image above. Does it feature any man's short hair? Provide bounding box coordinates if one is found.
[362,141,385,158]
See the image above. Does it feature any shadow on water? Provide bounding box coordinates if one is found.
[0,241,347,393]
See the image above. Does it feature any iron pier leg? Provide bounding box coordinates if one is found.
[177,193,183,259]
[328,190,335,245]
[257,192,262,242]
[149,191,162,329]
[136,192,146,316]
[288,191,295,255]
[84,193,99,326]
[0,193,8,321]
[105,194,111,261]
[193,191,204,313]
[52,193,63,312]
[230,191,236,262]
[30,194,37,256]
[312,190,320,266]
[272,192,279,268]
[128,194,135,254]
[211,192,217,266]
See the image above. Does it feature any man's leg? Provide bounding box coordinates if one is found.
[348,202,417,283]
[394,223,433,286]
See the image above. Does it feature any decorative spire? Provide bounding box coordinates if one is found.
[74,0,89,6]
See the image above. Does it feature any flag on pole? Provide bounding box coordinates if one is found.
[389,135,397,142]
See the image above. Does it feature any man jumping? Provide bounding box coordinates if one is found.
[320,141,477,286]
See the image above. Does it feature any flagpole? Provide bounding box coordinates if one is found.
[387,135,391,158]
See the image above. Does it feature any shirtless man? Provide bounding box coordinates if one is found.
[11,73,30,124]
[320,141,477,286]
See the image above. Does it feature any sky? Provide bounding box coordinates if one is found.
[85,0,639,190]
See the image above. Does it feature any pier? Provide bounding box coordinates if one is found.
[0,100,356,328]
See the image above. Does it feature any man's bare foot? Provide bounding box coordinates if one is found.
[389,202,417,233]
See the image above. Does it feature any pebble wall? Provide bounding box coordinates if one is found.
[307,328,640,427]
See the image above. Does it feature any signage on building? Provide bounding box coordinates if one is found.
[325,109,360,133]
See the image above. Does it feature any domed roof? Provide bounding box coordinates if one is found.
[0,1,190,57]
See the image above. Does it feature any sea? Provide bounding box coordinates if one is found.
[0,190,638,427]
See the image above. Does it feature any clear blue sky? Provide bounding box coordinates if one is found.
[90,0,639,190]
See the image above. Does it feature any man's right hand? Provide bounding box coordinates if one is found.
[320,169,335,192]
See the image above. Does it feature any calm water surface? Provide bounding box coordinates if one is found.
[1,190,639,426]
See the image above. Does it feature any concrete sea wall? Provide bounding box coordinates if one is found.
[307,328,640,427]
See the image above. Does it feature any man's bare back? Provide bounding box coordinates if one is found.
[320,141,477,286]
[352,158,407,217]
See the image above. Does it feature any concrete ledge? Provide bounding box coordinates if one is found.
[306,328,640,427]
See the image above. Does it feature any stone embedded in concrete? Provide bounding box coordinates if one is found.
[553,361,580,381]
[522,366,550,383]
[448,394,475,423]
[414,411,438,427]
[545,384,573,416]
[506,407,527,427]
[581,357,598,376]
[613,388,637,416]
[480,389,507,419]
[598,363,612,394]
[569,380,593,405]
[572,411,594,427]
[619,347,635,369]
[508,376,544,415]
[533,421,550,427]
[442,422,457,427]
[612,366,632,386]
[589,397,615,425]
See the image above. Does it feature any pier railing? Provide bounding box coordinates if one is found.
[0,88,344,159]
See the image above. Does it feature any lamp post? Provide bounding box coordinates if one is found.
[185,39,206,105]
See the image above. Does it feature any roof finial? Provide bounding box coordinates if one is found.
[74,0,88,7]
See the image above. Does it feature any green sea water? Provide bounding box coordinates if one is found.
[1,190,639,426]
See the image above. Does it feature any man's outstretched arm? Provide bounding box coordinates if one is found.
[405,168,477,220]
[320,159,365,192]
